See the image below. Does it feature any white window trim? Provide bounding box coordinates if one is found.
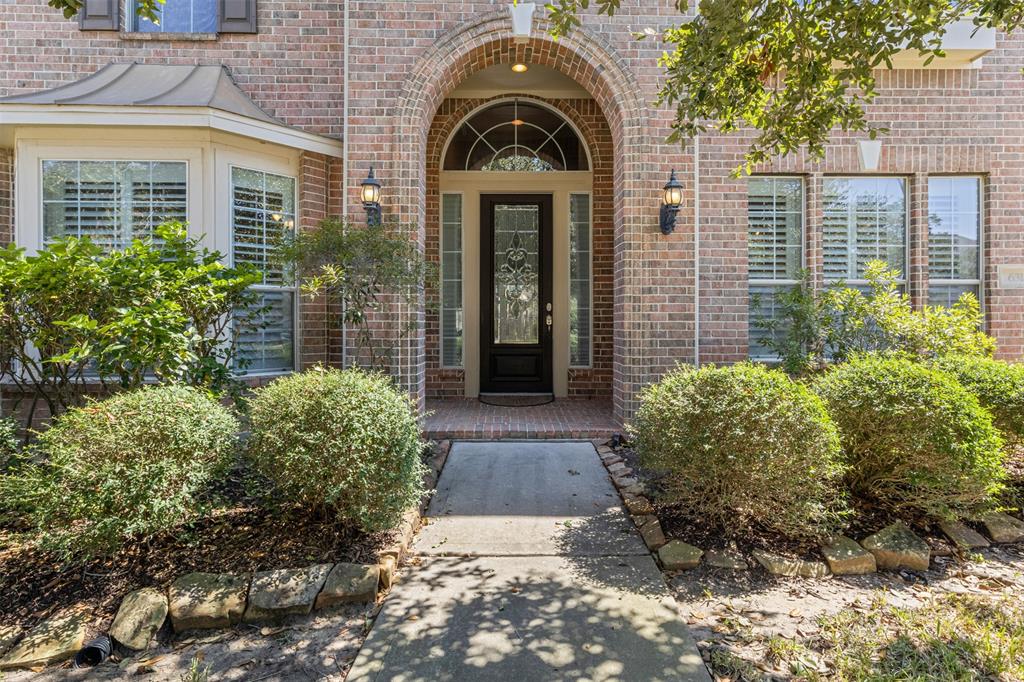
[228,163,300,378]
[440,191,465,369]
[747,175,806,362]
[822,175,910,287]
[17,140,203,255]
[568,190,593,370]
[927,174,984,313]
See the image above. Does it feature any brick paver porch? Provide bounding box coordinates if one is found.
[423,398,621,440]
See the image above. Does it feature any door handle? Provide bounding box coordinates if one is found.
[546,313,553,331]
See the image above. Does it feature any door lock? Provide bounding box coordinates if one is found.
[546,302,552,312]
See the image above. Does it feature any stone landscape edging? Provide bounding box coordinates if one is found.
[0,440,452,672]
[595,439,1024,579]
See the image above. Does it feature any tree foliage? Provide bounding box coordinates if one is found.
[276,219,435,371]
[756,261,993,374]
[545,0,1024,172]
[0,224,261,427]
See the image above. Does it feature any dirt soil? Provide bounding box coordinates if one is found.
[671,543,1024,680]
[0,468,392,635]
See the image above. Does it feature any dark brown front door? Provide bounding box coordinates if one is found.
[480,194,553,393]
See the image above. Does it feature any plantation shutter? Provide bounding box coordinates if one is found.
[219,0,257,33]
[747,179,802,281]
[747,177,803,360]
[79,0,119,31]
[823,178,906,283]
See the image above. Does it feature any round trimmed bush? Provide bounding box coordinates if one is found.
[813,355,1005,521]
[630,363,848,541]
[932,355,1024,449]
[246,367,426,532]
[11,385,238,558]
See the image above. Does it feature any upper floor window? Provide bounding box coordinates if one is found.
[823,177,907,286]
[928,176,982,307]
[443,100,589,172]
[135,0,217,33]
[42,160,187,250]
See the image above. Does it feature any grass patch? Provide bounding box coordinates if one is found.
[814,594,1024,681]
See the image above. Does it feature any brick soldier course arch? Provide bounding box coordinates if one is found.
[388,10,660,423]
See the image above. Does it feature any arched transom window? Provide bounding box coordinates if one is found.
[443,100,589,172]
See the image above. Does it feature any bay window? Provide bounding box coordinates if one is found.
[747,177,804,359]
[41,160,187,249]
[928,176,982,308]
[231,167,297,374]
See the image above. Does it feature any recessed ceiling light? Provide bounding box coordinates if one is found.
[511,63,529,73]
[512,119,524,126]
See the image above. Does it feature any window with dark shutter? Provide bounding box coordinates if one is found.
[219,0,257,33]
[79,0,120,31]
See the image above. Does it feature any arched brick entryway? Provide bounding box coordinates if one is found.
[389,11,658,424]
[424,94,615,400]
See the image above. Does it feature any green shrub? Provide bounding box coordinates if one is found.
[246,367,426,532]
[932,356,1024,449]
[0,416,17,468]
[4,385,238,559]
[630,363,848,541]
[813,356,1005,521]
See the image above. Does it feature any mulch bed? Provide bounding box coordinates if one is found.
[614,443,1024,561]
[0,470,392,633]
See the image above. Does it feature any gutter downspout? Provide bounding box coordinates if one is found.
[693,133,701,368]
[340,0,350,368]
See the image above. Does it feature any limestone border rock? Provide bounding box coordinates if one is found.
[169,573,249,631]
[752,550,830,578]
[821,536,876,575]
[0,611,89,671]
[861,522,931,572]
[243,564,332,623]
[109,587,169,651]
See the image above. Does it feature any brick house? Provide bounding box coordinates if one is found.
[0,1,1020,428]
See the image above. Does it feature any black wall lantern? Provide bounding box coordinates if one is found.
[360,167,382,226]
[660,169,683,235]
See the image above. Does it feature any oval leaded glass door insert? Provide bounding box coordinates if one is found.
[481,195,553,393]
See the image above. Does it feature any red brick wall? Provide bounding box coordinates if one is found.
[697,62,1024,363]
[0,0,345,137]
[424,95,614,398]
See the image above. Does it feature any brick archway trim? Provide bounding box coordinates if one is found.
[390,11,656,422]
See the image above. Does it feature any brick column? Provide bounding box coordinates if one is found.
[908,172,929,309]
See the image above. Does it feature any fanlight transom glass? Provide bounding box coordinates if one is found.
[444,100,589,172]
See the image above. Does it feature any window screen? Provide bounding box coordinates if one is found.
[136,0,217,32]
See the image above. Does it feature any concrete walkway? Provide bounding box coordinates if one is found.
[348,442,709,681]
